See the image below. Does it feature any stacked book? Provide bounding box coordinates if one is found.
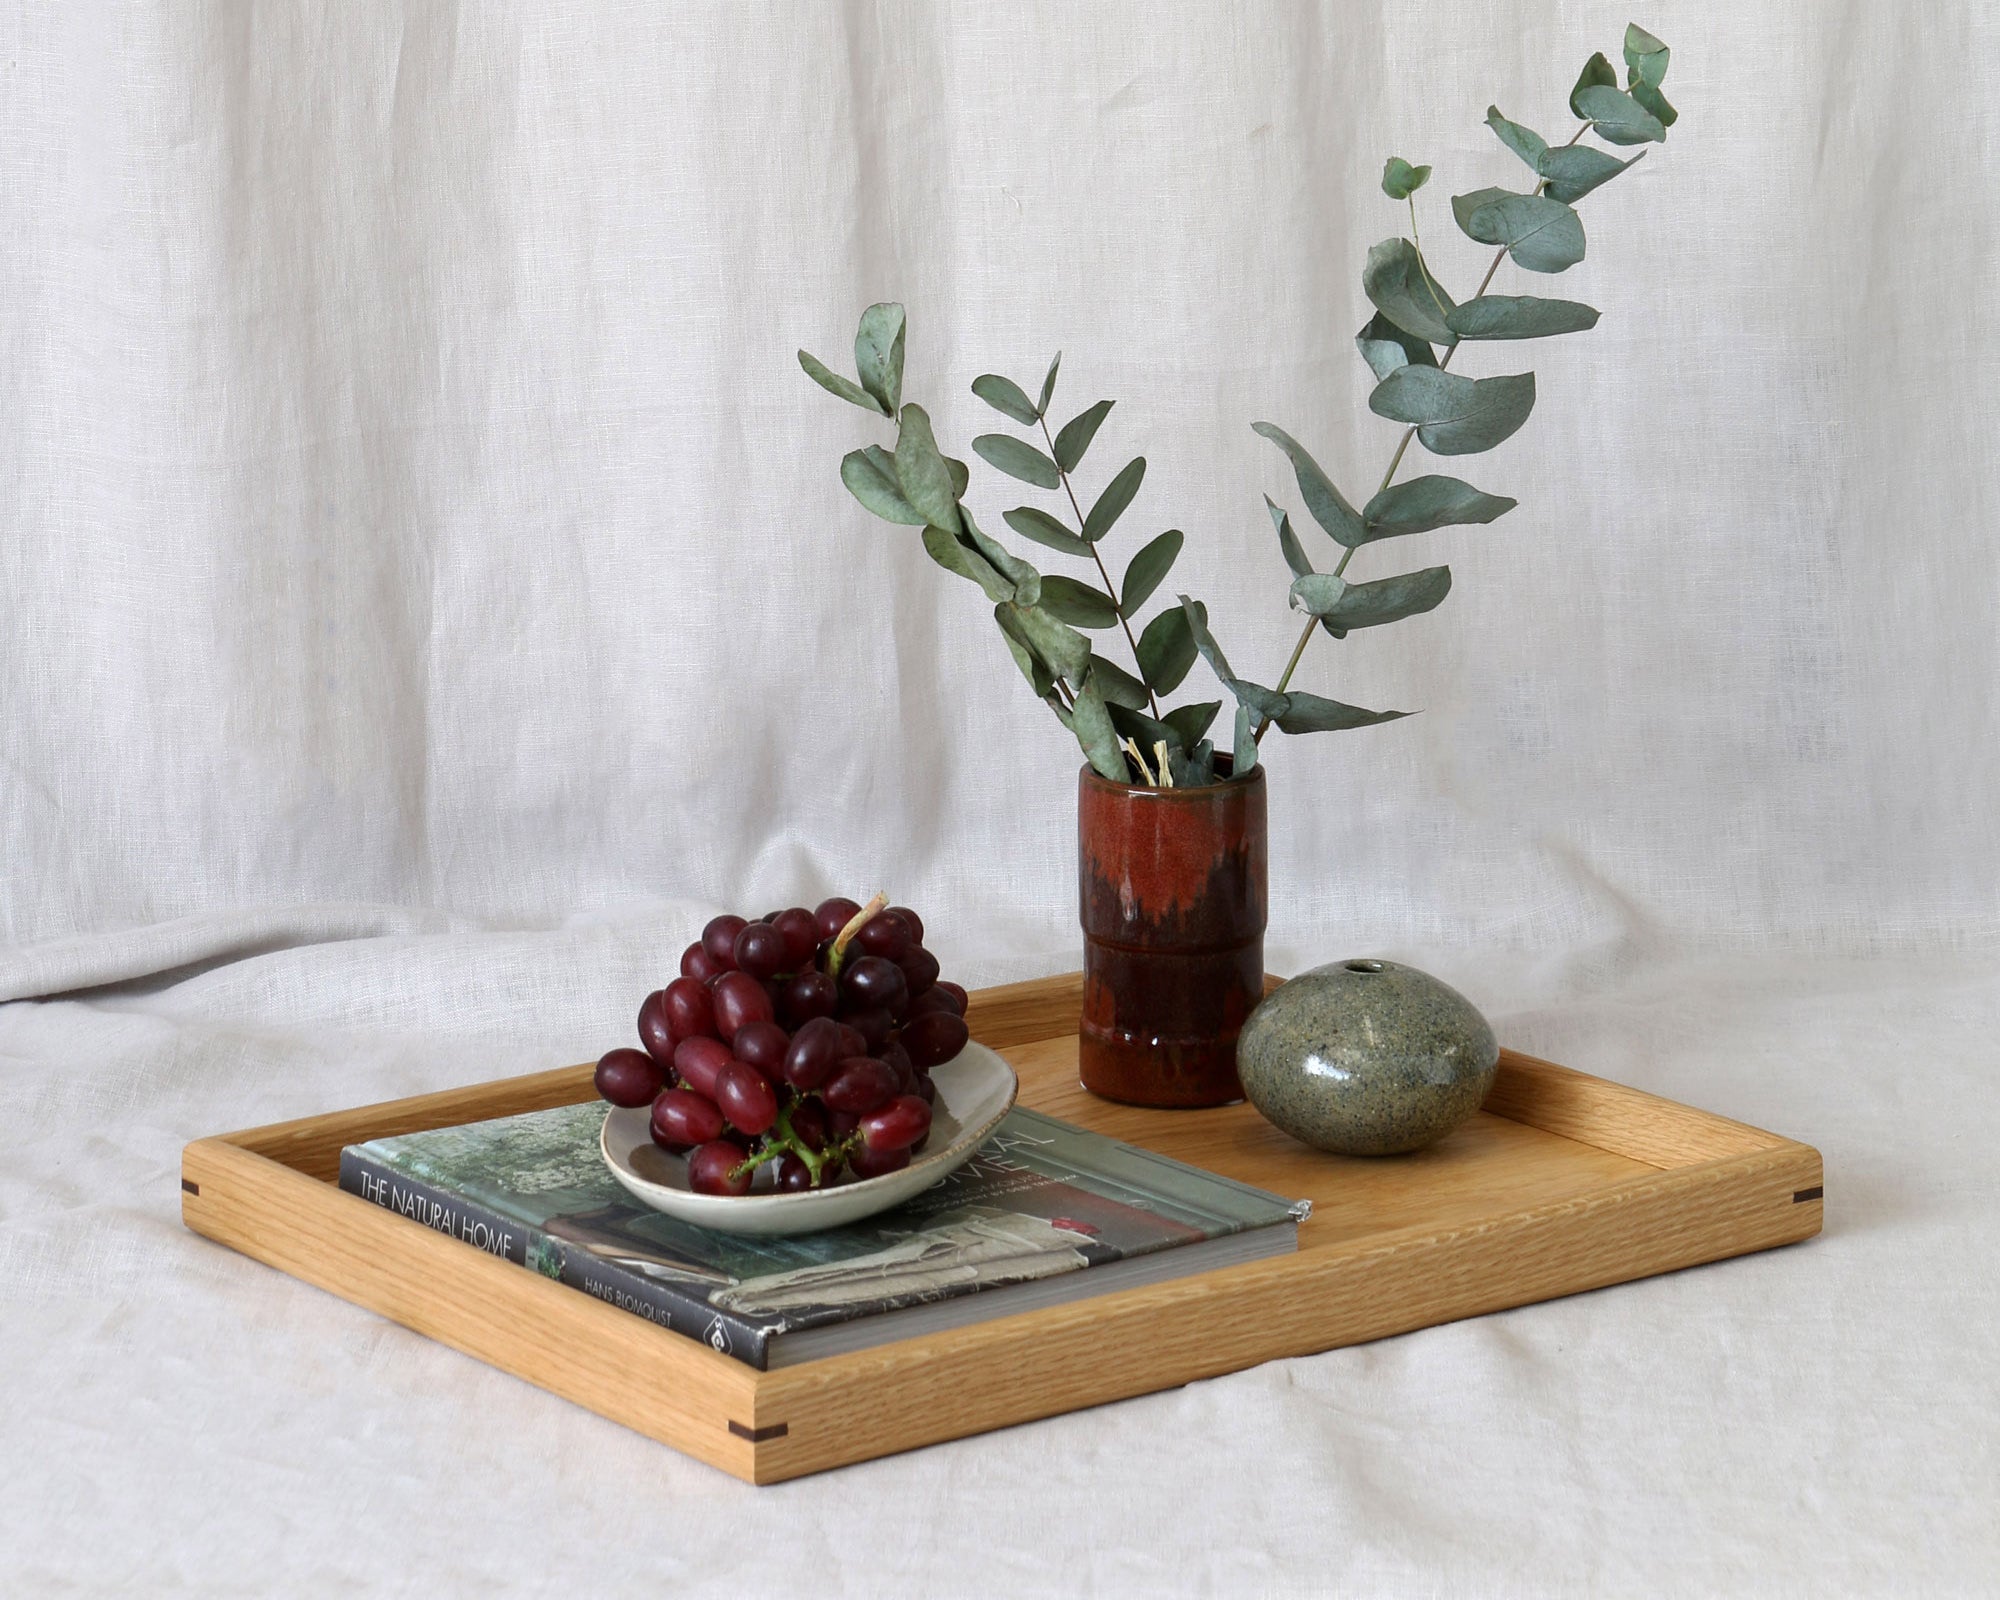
[342,1102,1309,1369]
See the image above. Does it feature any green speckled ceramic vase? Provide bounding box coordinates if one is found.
[1235,959,1498,1155]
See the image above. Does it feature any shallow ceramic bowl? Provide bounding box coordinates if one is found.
[599,1041,1018,1236]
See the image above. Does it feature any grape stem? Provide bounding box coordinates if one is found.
[827,891,888,981]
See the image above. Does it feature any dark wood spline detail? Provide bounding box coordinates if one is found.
[728,1420,789,1442]
[181,1178,200,1196]
[1792,1186,1823,1203]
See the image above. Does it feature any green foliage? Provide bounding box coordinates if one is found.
[804,25,1678,785]
[1381,157,1431,199]
[1451,189,1587,273]
[973,433,1061,488]
[1445,295,1599,340]
[1053,401,1114,473]
[1120,529,1183,616]
[972,372,1039,425]
[1368,367,1537,456]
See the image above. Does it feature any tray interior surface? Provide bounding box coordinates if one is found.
[184,970,1822,1484]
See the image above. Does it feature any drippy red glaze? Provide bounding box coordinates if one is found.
[1076,763,1268,1107]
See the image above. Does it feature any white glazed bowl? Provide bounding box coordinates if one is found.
[599,1040,1018,1236]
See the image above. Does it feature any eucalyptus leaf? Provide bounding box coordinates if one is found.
[1537,144,1643,204]
[1446,294,1600,340]
[799,349,888,415]
[1162,700,1221,752]
[1002,506,1093,559]
[1355,313,1439,383]
[1053,400,1114,473]
[1120,529,1183,616]
[1485,106,1547,171]
[1569,51,1617,118]
[1368,367,1537,456]
[996,612,1055,698]
[1630,78,1677,131]
[1287,573,1346,614]
[924,525,1015,602]
[1001,600,1092,683]
[1083,457,1145,543]
[1623,23,1670,89]
[1381,157,1431,199]
[1292,565,1452,634]
[1266,496,1313,578]
[1450,188,1586,273]
[958,510,1040,605]
[1038,574,1121,628]
[1250,422,1366,547]
[1572,83,1665,145]
[1363,237,1458,347]
[1089,656,1153,710]
[1176,739,1216,787]
[894,404,962,533]
[971,373,1039,425]
[841,446,926,525]
[1037,352,1061,417]
[854,303,905,414]
[972,432,1061,489]
[946,455,970,499]
[1362,475,1517,536]
[1108,702,1180,754]
[1071,669,1132,781]
[1272,691,1411,734]
[1227,678,1290,721]
[1046,694,1075,731]
[1232,704,1258,774]
[1137,603,1198,695]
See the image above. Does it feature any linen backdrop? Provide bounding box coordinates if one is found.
[4,3,1995,1595]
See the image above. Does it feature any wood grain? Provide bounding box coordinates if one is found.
[180,969,1823,1486]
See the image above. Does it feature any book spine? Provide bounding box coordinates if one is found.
[337,1148,772,1369]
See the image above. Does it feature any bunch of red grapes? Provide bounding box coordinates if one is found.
[593,895,971,1196]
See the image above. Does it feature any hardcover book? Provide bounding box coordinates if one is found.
[339,1101,1308,1369]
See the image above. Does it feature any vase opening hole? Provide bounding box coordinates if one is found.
[1345,960,1386,974]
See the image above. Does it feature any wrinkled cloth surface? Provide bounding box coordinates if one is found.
[3,1,1995,1594]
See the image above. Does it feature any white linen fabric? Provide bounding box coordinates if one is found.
[3,2,1994,1593]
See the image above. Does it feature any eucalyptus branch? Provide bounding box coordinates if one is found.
[1040,413,1162,719]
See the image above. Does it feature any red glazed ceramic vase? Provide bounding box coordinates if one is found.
[1076,762,1268,1107]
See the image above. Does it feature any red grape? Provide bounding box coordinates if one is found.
[826,1107,860,1140]
[906,988,958,1020]
[711,970,775,1040]
[848,1140,912,1180]
[731,1018,790,1079]
[856,910,912,962]
[773,907,819,970]
[662,975,717,1041]
[637,990,676,1065]
[651,1088,725,1150]
[672,1035,732,1100]
[887,905,925,944]
[824,1055,897,1115]
[834,1022,870,1058]
[716,1060,779,1137]
[778,969,838,1026]
[879,1040,917,1095]
[898,945,940,999]
[841,954,909,1017]
[813,896,862,942]
[902,1010,970,1070]
[595,1048,666,1108]
[936,981,969,1015]
[681,941,723,983]
[789,1097,829,1151]
[842,1006,895,1052]
[701,914,747,968]
[861,1094,933,1153]
[912,1073,936,1105]
[687,1139,752,1196]
[732,920,788,980]
[783,1016,845,1090]
[775,1153,814,1192]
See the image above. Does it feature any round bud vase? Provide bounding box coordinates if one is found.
[1077,761,1267,1107]
[1235,959,1499,1155]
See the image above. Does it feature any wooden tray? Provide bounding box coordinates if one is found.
[180,972,1823,1484]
